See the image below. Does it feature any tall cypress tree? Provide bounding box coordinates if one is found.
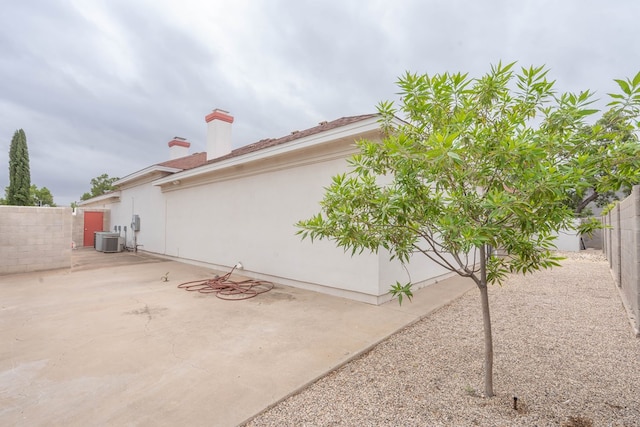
[7,129,32,206]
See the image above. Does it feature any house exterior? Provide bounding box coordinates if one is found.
[79,109,456,304]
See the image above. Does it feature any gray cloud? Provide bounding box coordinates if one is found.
[0,0,638,205]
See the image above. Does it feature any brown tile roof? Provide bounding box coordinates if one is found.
[157,152,207,170]
[153,113,378,172]
[208,113,378,164]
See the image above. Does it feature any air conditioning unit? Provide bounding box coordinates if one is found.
[95,232,122,252]
[102,236,120,253]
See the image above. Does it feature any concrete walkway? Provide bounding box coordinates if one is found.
[0,250,474,426]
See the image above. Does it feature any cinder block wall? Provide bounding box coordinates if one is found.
[582,228,602,250]
[603,185,640,335]
[0,206,72,274]
[604,204,623,285]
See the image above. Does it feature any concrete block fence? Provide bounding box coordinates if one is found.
[603,185,640,336]
[0,206,72,275]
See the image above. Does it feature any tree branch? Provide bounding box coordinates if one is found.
[411,243,468,275]
[575,189,599,214]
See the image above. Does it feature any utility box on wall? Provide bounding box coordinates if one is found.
[131,215,140,231]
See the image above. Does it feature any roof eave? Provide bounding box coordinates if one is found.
[115,165,183,187]
[153,115,389,187]
[78,190,121,206]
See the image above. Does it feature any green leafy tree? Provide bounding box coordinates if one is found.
[80,173,119,201]
[6,129,31,206]
[297,63,639,397]
[30,185,56,207]
[567,91,640,215]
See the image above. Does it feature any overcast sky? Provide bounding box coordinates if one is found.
[1,0,638,206]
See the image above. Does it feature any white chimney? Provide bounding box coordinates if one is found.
[168,137,190,160]
[205,109,234,160]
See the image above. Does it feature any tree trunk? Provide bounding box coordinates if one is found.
[575,189,599,215]
[478,245,494,397]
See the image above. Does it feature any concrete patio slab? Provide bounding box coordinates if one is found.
[0,250,474,426]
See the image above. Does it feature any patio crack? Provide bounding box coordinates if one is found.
[125,303,168,333]
[141,304,152,332]
[171,342,206,372]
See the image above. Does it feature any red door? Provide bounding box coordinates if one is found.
[84,211,104,247]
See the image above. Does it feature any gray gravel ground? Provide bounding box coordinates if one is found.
[245,251,640,426]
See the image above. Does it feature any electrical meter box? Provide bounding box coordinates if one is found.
[131,214,140,231]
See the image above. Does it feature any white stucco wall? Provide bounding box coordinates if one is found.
[88,125,459,303]
[108,182,166,251]
[162,156,383,302]
[552,220,582,252]
[376,247,455,300]
[155,148,465,302]
[553,230,581,251]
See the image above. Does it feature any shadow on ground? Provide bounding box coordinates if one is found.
[71,247,169,271]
